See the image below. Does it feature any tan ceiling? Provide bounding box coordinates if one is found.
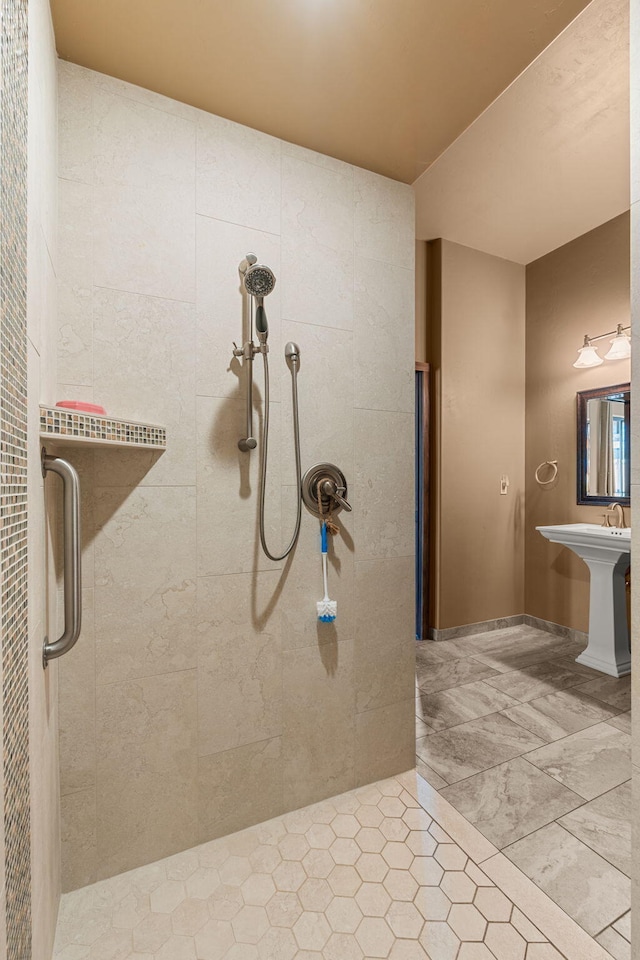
[414,0,629,263]
[51,0,592,184]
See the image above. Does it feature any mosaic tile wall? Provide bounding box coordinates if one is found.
[40,405,167,448]
[0,0,32,955]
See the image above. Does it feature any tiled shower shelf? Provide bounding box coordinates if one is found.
[39,405,167,450]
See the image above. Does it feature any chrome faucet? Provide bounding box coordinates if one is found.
[604,502,626,528]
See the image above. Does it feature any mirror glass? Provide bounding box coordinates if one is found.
[577,383,630,505]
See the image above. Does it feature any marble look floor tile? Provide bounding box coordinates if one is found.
[504,823,630,936]
[607,711,631,735]
[549,657,603,680]
[415,681,519,732]
[525,724,631,801]
[416,714,546,785]
[447,628,539,659]
[415,639,473,665]
[472,648,571,675]
[596,925,631,960]
[416,717,436,739]
[613,911,630,941]
[444,626,541,653]
[415,758,447,791]
[501,689,621,743]
[573,676,631,711]
[416,658,499,695]
[558,782,631,876]
[440,758,583,849]
[484,662,592,703]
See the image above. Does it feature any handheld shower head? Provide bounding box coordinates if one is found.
[243,263,276,299]
[243,262,276,343]
[255,305,269,344]
[238,253,257,276]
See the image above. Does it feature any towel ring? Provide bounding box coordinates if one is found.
[535,460,558,485]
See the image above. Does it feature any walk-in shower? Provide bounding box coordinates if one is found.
[234,254,302,561]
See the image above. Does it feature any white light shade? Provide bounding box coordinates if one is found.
[573,344,603,368]
[604,331,631,360]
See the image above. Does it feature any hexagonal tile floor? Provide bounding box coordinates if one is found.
[53,772,610,960]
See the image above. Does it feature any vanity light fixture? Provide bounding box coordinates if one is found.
[573,324,631,368]
[604,324,632,361]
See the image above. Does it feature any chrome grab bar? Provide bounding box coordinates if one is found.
[42,450,82,667]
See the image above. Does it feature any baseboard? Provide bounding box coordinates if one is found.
[428,615,524,642]
[427,613,588,646]
[522,614,588,647]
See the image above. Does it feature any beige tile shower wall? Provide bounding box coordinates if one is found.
[27,0,61,955]
[56,61,416,889]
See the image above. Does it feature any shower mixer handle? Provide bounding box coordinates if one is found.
[302,463,351,519]
[321,479,352,512]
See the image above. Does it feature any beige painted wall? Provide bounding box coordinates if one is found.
[55,62,416,890]
[27,0,61,954]
[427,240,526,630]
[525,213,631,633]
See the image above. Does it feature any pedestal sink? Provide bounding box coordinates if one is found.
[536,524,631,678]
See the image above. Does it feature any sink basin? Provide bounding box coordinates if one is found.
[537,523,631,678]
[537,523,630,549]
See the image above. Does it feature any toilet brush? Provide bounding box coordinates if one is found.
[317,521,337,622]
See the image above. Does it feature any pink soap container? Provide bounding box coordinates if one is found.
[56,400,107,415]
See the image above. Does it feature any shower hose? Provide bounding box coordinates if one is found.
[258,348,302,561]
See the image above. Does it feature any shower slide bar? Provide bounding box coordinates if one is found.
[42,449,82,667]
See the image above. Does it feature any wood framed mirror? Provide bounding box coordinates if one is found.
[576,382,630,506]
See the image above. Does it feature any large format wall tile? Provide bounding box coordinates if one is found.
[198,737,283,842]
[197,571,282,757]
[196,215,282,401]
[281,154,354,330]
[197,396,281,576]
[91,69,198,122]
[54,446,95,590]
[96,671,198,879]
[354,257,414,413]
[280,319,354,486]
[93,88,196,302]
[57,178,93,387]
[58,63,415,884]
[354,408,414,559]
[282,642,356,808]
[92,287,196,486]
[58,588,95,797]
[93,486,197,685]
[355,699,414,786]
[354,557,414,714]
[354,168,414,268]
[278,493,355,650]
[58,61,93,184]
[60,789,97,892]
[196,113,281,234]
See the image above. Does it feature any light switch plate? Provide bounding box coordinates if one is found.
[500,475,509,495]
